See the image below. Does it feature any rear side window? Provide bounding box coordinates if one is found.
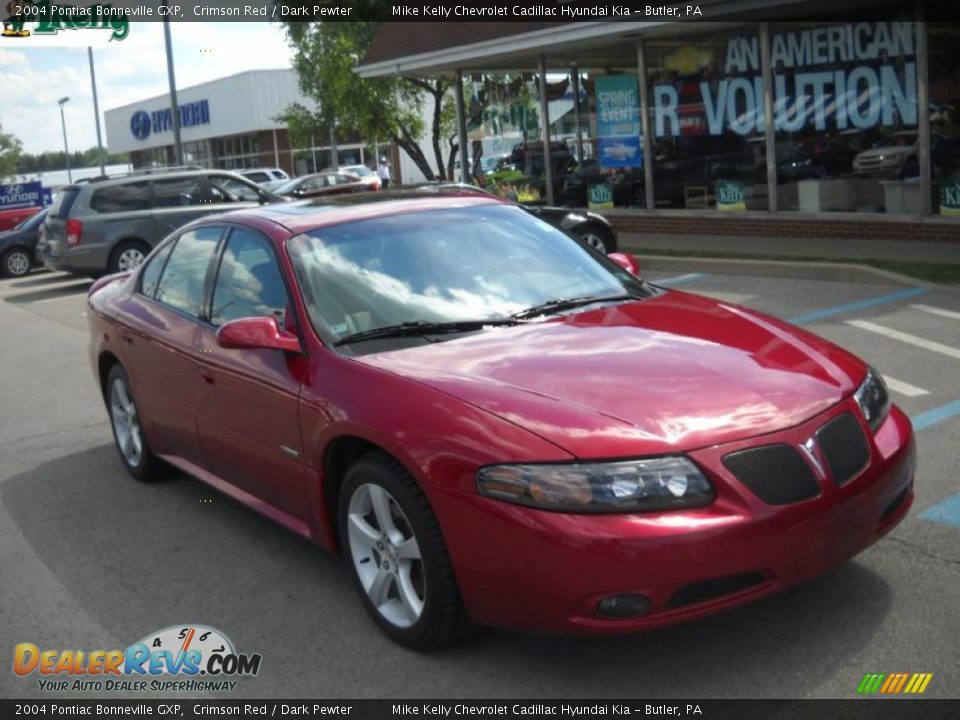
[152,177,214,207]
[244,172,269,183]
[210,228,289,327]
[139,242,175,299]
[153,227,222,317]
[49,188,80,219]
[90,182,151,213]
[209,175,261,202]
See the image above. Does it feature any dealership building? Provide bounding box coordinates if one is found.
[358,3,960,243]
[104,69,369,176]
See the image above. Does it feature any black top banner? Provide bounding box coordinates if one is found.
[2,700,959,720]
[2,0,954,25]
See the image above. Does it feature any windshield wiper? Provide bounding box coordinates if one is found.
[333,318,522,347]
[510,293,642,320]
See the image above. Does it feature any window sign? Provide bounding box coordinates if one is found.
[596,74,642,168]
[588,183,615,209]
[941,180,960,216]
[651,21,917,138]
[716,179,747,211]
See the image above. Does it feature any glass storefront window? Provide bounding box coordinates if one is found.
[928,23,960,217]
[644,26,766,210]
[559,69,643,210]
[772,17,919,213]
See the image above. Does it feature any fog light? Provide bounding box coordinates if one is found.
[596,594,650,618]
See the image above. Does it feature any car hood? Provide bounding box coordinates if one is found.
[357,291,866,458]
[857,145,914,160]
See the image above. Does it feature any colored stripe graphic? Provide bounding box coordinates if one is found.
[857,673,885,694]
[857,673,932,694]
[789,287,927,325]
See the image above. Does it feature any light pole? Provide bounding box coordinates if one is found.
[58,96,72,183]
[162,7,183,166]
[88,47,106,177]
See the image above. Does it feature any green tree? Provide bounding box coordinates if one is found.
[0,123,23,182]
[280,18,460,181]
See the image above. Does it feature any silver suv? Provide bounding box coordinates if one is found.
[43,169,282,276]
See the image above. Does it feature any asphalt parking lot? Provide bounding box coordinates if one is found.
[1,266,958,700]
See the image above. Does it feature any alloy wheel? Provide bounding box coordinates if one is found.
[346,483,425,628]
[5,250,30,277]
[110,376,143,467]
[580,232,609,254]
[117,248,146,272]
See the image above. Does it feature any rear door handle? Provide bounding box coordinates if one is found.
[198,368,215,385]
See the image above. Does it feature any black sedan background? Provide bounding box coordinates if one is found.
[0,208,48,278]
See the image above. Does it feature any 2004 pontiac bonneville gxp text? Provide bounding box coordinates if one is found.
[85,190,916,649]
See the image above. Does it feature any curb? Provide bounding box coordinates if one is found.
[626,252,954,291]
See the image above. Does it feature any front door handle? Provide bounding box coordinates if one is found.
[198,368,215,385]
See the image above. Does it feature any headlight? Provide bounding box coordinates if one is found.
[477,457,714,513]
[854,367,890,432]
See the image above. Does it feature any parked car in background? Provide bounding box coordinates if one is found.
[408,182,619,254]
[779,138,858,180]
[339,165,381,191]
[852,131,949,179]
[240,168,290,185]
[87,190,914,649]
[42,169,282,276]
[0,208,48,277]
[0,206,41,233]
[273,171,369,200]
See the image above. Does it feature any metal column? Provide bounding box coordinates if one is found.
[759,22,778,212]
[636,42,655,211]
[162,10,183,166]
[538,56,554,205]
[571,65,584,164]
[88,47,106,177]
[454,70,470,184]
[915,5,932,215]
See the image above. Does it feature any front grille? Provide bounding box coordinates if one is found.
[816,412,870,486]
[722,444,820,505]
[666,572,767,610]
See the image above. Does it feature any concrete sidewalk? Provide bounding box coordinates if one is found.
[619,233,960,265]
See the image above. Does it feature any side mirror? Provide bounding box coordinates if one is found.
[216,316,301,353]
[607,252,640,277]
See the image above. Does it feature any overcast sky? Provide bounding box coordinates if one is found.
[1,22,294,155]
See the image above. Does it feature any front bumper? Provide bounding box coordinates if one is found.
[433,400,915,634]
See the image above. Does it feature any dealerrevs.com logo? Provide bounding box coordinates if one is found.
[13,625,262,693]
[3,0,130,41]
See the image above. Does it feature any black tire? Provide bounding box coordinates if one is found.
[108,240,150,275]
[576,224,615,254]
[2,246,33,278]
[105,364,165,482]
[338,452,467,650]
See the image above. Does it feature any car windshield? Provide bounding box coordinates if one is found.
[288,204,648,348]
[343,166,374,177]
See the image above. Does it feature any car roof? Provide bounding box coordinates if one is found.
[206,189,504,235]
[63,169,245,192]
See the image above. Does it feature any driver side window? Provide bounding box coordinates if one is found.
[210,228,289,328]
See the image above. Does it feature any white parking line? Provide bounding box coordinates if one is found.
[847,319,960,360]
[883,376,929,397]
[31,294,87,305]
[911,304,960,321]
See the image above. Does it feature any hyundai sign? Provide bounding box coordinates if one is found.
[0,182,45,210]
[129,100,211,140]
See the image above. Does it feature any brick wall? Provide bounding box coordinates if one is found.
[604,212,960,244]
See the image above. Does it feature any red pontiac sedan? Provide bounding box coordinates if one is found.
[86,192,915,649]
